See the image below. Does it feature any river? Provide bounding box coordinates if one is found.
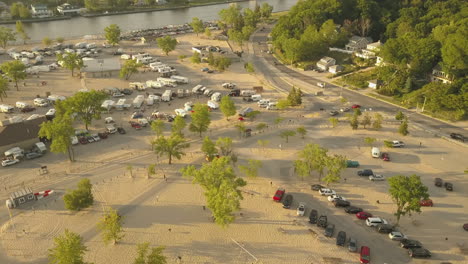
[7,0,297,41]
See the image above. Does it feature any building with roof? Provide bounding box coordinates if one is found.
[355,41,382,59]
[82,58,121,78]
[328,65,344,74]
[0,116,46,154]
[316,56,336,71]
[346,36,373,52]
[57,3,83,16]
[431,64,452,84]
[31,4,53,18]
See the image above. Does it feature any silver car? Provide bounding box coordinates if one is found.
[348,238,357,252]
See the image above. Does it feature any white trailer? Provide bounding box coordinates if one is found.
[177,89,185,98]
[170,75,189,84]
[115,99,126,110]
[101,100,115,111]
[157,78,178,87]
[146,97,154,106]
[240,90,255,97]
[146,80,163,89]
[211,92,222,102]
[207,100,219,109]
[192,84,203,93]
[129,82,147,91]
[161,90,172,102]
[47,95,66,103]
[133,95,145,108]
[0,104,14,113]
[15,101,29,109]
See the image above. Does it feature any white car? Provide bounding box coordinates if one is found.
[296,203,306,216]
[105,117,114,123]
[366,217,388,227]
[91,134,100,142]
[175,109,187,117]
[222,82,236,89]
[1,159,20,167]
[328,195,347,202]
[46,108,56,116]
[120,54,132,60]
[33,98,48,107]
[392,140,405,147]
[389,231,407,241]
[369,174,385,181]
[319,188,336,196]
[70,136,79,145]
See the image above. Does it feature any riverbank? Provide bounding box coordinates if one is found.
[0,15,71,25]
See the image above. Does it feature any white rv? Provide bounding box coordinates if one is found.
[115,99,126,110]
[174,109,187,117]
[146,96,154,106]
[251,94,262,102]
[192,84,203,93]
[0,104,14,113]
[157,77,178,87]
[15,102,29,109]
[211,92,222,102]
[136,57,154,64]
[33,98,48,107]
[240,90,255,97]
[101,100,115,111]
[47,95,66,103]
[170,75,189,84]
[161,90,172,102]
[132,95,145,108]
[146,80,163,89]
[207,100,219,109]
[129,82,147,91]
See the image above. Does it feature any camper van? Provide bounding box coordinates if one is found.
[47,95,66,103]
[170,75,189,84]
[146,96,154,106]
[129,82,147,91]
[15,102,29,109]
[0,104,14,113]
[101,100,115,111]
[157,78,178,87]
[174,109,187,117]
[4,147,24,159]
[161,90,172,102]
[211,92,222,102]
[177,89,185,98]
[371,147,381,158]
[207,100,219,109]
[240,90,255,97]
[34,98,48,107]
[239,107,253,117]
[115,99,126,110]
[146,80,163,89]
[251,94,262,102]
[136,57,154,64]
[266,102,277,110]
[133,95,145,109]
[192,84,203,94]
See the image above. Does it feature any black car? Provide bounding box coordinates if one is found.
[121,88,133,95]
[317,215,327,228]
[333,200,350,207]
[377,224,394,233]
[444,182,453,191]
[344,206,362,214]
[309,209,318,224]
[400,239,422,249]
[408,248,431,258]
[282,194,293,209]
[117,127,126,134]
[336,231,346,246]
[311,184,324,191]
[229,89,240,97]
[434,178,443,187]
[324,224,335,237]
[358,169,374,176]
[450,133,465,142]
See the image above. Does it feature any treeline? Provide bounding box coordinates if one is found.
[272,0,467,121]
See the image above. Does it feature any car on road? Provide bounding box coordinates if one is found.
[340,107,350,112]
[444,182,453,191]
[336,231,346,246]
[360,246,370,264]
[324,224,335,237]
[400,239,422,249]
[377,224,394,233]
[348,238,357,252]
[201,67,209,72]
[333,199,351,207]
[351,104,361,109]
[369,174,385,181]
[297,203,306,216]
[419,199,433,207]
[345,206,363,214]
[328,195,346,202]
[358,169,374,176]
[392,140,405,147]
[366,217,388,227]
[329,110,339,116]
[282,194,293,209]
[381,152,390,161]
[319,188,336,196]
[25,152,43,160]
[273,188,285,202]
[309,209,318,224]
[117,127,126,134]
[311,184,324,191]
[317,215,327,228]
[450,133,465,142]
[434,177,443,187]
[408,248,431,258]
[356,212,372,220]
[1,159,20,167]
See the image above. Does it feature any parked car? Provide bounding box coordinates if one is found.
[340,107,350,112]
[434,178,443,187]
[419,199,433,207]
[329,110,339,116]
[346,160,360,168]
[358,169,374,176]
[282,194,293,209]
[336,231,346,246]
[317,215,327,228]
[345,206,362,214]
[366,217,388,227]
[117,127,126,134]
[333,199,350,207]
[309,209,318,224]
[86,136,95,143]
[130,122,142,130]
[392,140,405,147]
[71,136,79,145]
[273,188,285,202]
[408,248,431,258]
[78,137,88,144]
[297,203,306,216]
[1,159,20,167]
[25,152,43,160]
[400,239,422,249]
[21,106,36,113]
[449,133,465,142]
[319,188,336,196]
[328,195,346,202]
[381,152,390,161]
[91,134,101,142]
[324,224,335,237]
[311,184,324,191]
[351,104,361,109]
[98,132,108,139]
[348,238,358,252]
[369,174,385,181]
[360,246,370,264]
[377,224,394,233]
[121,88,133,95]
[444,182,453,191]
[356,212,372,220]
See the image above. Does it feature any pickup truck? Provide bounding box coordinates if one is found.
[358,169,374,176]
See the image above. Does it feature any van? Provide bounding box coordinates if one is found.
[240,90,255,97]
[136,57,154,64]
[251,94,262,102]
[365,217,387,227]
[359,246,370,263]
[192,84,203,93]
[211,92,221,102]
[34,98,48,107]
[266,102,277,110]
[106,125,117,134]
[371,147,380,158]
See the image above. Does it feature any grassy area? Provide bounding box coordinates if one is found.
[327,51,352,65]
[341,69,378,89]
[271,11,288,19]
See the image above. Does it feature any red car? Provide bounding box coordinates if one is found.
[381,152,390,161]
[360,246,370,263]
[352,104,361,109]
[78,137,88,145]
[273,188,285,202]
[129,121,142,130]
[419,199,433,207]
[356,211,372,220]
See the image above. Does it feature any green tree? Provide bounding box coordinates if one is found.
[361,112,372,129]
[63,179,94,211]
[328,117,338,128]
[191,52,201,64]
[104,24,121,46]
[15,21,29,44]
[256,123,267,132]
[10,3,20,18]
[202,136,218,161]
[296,126,307,139]
[181,156,246,227]
[204,27,212,38]
[340,97,348,105]
[260,3,273,19]
[243,8,259,28]
[18,4,31,18]
[220,95,236,120]
[294,144,328,182]
[350,115,359,130]
[388,174,429,225]
[395,111,405,121]
[190,17,204,36]
[48,229,88,264]
[63,91,108,130]
[383,140,394,148]
[43,37,52,46]
[134,243,167,264]
[218,4,243,30]
[151,120,165,138]
[364,137,376,146]
[287,86,302,106]
[126,164,133,178]
[257,139,269,151]
[239,159,263,178]
[57,53,84,77]
[322,154,347,186]
[98,207,124,245]
[274,117,284,125]
[234,122,246,138]
[171,115,186,137]
[0,76,9,102]
[216,137,233,156]
[353,108,362,116]
[152,135,190,165]
[244,62,255,72]
[0,60,26,90]
[157,36,178,56]
[120,59,141,80]
[277,99,290,110]
[0,26,16,48]
[399,117,409,136]
[372,113,383,130]
[147,164,156,178]
[189,104,211,137]
[227,28,244,47]
[56,37,65,44]
[213,56,232,71]
[38,112,75,161]
[280,130,296,143]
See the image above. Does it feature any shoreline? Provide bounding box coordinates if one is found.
[0,16,71,25]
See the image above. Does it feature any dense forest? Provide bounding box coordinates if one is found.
[271,0,467,121]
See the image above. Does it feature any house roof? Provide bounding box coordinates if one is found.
[320,56,335,63]
[0,117,46,147]
[367,41,381,49]
[82,58,121,73]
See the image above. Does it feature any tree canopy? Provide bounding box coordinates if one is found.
[57,53,84,76]
[157,36,178,56]
[63,179,94,211]
[48,229,88,264]
[0,26,15,49]
[189,104,211,137]
[190,17,205,36]
[104,24,121,46]
[98,207,124,245]
[38,109,75,161]
[220,95,236,120]
[134,243,167,264]
[0,60,26,90]
[120,59,141,80]
[61,90,108,130]
[152,135,190,164]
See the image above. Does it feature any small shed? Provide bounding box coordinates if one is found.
[368,79,383,89]
[6,187,37,208]
[328,65,344,74]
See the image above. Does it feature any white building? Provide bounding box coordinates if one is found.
[328,65,344,74]
[355,41,382,59]
[431,64,452,84]
[57,3,82,16]
[316,56,336,71]
[82,58,121,78]
[31,4,53,18]
[346,36,373,52]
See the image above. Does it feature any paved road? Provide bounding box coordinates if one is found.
[249,24,467,139]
